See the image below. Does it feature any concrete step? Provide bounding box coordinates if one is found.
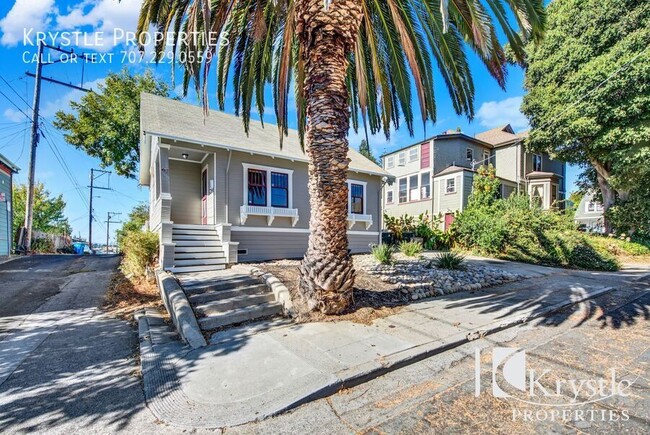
[172,229,218,236]
[175,258,227,267]
[175,252,226,260]
[174,240,223,247]
[174,246,224,254]
[183,276,262,293]
[197,302,283,330]
[172,234,220,241]
[187,284,269,304]
[194,293,276,315]
[170,264,227,273]
[172,224,215,230]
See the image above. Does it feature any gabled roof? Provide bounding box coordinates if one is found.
[434,165,473,177]
[474,124,524,146]
[0,152,19,173]
[380,132,491,158]
[139,93,389,185]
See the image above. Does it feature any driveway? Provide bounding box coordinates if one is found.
[0,255,172,434]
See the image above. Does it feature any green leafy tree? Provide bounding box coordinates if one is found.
[54,69,172,178]
[521,0,650,231]
[358,139,379,165]
[137,0,545,314]
[116,203,149,248]
[13,183,71,237]
[468,164,501,207]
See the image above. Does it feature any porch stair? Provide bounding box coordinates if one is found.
[176,272,283,331]
[170,224,227,274]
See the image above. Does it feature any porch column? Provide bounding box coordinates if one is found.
[158,144,175,270]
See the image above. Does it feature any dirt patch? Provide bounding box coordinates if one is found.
[249,257,408,324]
[103,271,164,323]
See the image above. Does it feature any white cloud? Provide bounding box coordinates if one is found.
[40,77,105,118]
[476,96,529,131]
[3,108,27,123]
[56,0,142,51]
[0,0,57,46]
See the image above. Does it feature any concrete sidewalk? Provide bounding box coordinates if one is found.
[139,264,650,429]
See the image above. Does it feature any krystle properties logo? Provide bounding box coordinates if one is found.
[476,347,634,405]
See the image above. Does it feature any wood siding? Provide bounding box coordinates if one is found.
[169,159,201,224]
[0,169,11,256]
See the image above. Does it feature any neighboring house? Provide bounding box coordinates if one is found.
[574,191,605,233]
[0,153,19,257]
[381,125,566,228]
[140,93,389,272]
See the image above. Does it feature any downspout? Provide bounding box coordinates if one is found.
[225,150,232,223]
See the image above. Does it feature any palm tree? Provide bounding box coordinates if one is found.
[136,0,545,314]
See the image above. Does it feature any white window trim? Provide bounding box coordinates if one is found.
[347,179,372,229]
[445,178,457,194]
[398,152,406,166]
[408,174,420,201]
[386,189,394,204]
[408,147,419,162]
[483,150,490,164]
[466,147,474,162]
[241,163,298,226]
[385,155,395,169]
[420,172,431,199]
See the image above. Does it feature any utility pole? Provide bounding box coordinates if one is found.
[23,43,91,252]
[23,41,44,252]
[88,169,111,253]
[105,211,122,254]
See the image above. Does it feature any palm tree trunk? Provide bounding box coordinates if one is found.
[296,0,363,314]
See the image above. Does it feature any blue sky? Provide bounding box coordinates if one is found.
[0,0,581,243]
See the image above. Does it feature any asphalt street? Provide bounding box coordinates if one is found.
[0,255,647,434]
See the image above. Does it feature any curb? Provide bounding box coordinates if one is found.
[156,270,207,349]
[248,266,295,317]
[138,282,619,428]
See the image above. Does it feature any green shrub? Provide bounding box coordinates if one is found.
[431,252,466,270]
[587,235,650,257]
[371,244,394,264]
[120,230,159,278]
[31,238,54,253]
[451,192,618,271]
[399,240,423,257]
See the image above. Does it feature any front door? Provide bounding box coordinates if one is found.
[201,167,208,225]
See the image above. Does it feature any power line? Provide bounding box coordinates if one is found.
[0,89,32,121]
[0,74,32,109]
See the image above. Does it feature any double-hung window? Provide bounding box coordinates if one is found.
[466,148,474,162]
[248,169,267,206]
[408,147,419,162]
[386,190,394,204]
[350,183,364,214]
[385,156,395,169]
[398,178,408,203]
[446,178,456,194]
[246,165,293,208]
[398,152,406,166]
[271,172,289,208]
[409,175,419,201]
[420,173,431,199]
[532,154,542,172]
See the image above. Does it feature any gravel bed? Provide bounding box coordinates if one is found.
[356,254,526,300]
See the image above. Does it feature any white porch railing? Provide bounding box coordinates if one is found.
[240,205,299,226]
[347,213,373,230]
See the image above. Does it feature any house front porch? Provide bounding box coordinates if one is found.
[147,138,239,272]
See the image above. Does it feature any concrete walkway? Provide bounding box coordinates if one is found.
[139,262,650,429]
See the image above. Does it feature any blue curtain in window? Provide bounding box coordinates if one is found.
[271,172,289,208]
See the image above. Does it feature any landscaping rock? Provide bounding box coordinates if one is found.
[355,254,527,300]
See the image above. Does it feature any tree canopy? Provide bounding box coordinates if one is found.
[54,69,172,178]
[116,203,149,248]
[358,139,379,165]
[521,0,650,218]
[13,183,71,237]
